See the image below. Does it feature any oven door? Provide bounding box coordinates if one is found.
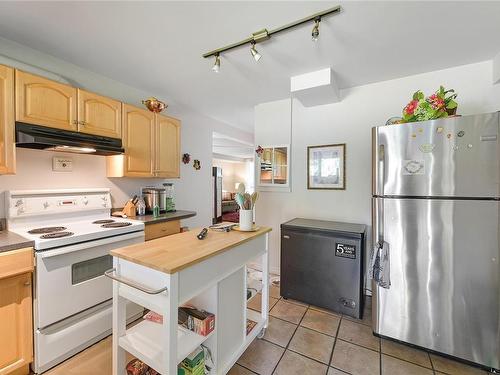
[35,231,144,328]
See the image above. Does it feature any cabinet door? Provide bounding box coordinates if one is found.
[122,104,154,177]
[154,114,180,178]
[77,89,122,139]
[15,70,77,131]
[0,65,15,175]
[0,273,33,374]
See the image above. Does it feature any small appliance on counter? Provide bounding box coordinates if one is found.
[141,184,176,215]
[280,218,366,319]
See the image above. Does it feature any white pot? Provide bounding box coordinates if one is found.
[239,209,253,231]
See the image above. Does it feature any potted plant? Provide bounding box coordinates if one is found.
[401,86,458,123]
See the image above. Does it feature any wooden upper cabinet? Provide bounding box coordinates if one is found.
[122,104,154,177]
[107,106,181,179]
[0,64,15,175]
[77,89,122,139]
[15,70,77,131]
[154,114,180,178]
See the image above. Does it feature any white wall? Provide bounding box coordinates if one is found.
[0,36,253,228]
[255,60,500,276]
[494,51,500,85]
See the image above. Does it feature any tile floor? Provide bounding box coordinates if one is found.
[230,285,490,375]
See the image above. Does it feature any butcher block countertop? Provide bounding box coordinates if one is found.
[110,226,271,274]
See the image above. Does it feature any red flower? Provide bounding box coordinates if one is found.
[404,100,419,115]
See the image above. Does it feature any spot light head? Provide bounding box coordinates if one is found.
[212,53,221,73]
[250,41,262,62]
[312,19,320,41]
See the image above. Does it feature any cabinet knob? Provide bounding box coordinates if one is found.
[24,281,31,286]
[79,121,86,126]
[73,120,78,125]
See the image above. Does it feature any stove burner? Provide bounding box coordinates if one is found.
[101,222,133,228]
[28,226,67,234]
[40,231,74,239]
[92,219,115,224]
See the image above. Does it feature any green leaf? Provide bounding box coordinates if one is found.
[447,100,458,109]
[413,91,424,101]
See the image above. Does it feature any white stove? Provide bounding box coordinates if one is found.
[6,189,144,374]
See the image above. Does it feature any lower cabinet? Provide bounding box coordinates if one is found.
[0,247,34,375]
[0,273,32,375]
[144,220,180,241]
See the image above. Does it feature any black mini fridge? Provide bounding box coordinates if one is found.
[280,218,366,318]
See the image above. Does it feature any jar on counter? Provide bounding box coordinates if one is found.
[136,196,146,216]
[163,183,176,212]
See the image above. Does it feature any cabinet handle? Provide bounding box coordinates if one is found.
[283,235,290,239]
[79,121,86,126]
[72,120,78,125]
[24,281,31,286]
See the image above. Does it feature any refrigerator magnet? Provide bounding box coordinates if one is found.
[419,144,435,153]
[403,160,425,175]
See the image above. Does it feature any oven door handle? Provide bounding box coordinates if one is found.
[104,268,168,295]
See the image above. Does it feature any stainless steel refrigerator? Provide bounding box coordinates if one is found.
[372,112,499,371]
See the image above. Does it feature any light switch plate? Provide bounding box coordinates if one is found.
[52,156,73,172]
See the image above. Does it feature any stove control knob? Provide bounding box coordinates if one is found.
[15,199,23,207]
[43,202,49,209]
[83,197,89,205]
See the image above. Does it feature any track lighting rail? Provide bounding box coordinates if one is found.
[202,5,341,58]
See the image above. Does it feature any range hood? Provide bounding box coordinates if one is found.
[15,123,124,156]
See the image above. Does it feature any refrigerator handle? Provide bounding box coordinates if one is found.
[373,197,384,245]
[378,144,385,197]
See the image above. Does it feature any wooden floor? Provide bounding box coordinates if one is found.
[41,336,133,375]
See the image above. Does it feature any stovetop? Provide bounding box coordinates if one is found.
[5,188,145,251]
[9,216,144,250]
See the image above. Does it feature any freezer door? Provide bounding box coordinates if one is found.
[372,197,500,369]
[373,112,499,197]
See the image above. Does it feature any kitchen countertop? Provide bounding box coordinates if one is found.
[111,226,271,274]
[0,230,34,253]
[130,210,196,225]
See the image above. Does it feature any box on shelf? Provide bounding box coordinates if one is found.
[143,307,215,338]
[179,306,215,336]
[179,347,205,375]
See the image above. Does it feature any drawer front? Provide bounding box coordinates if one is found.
[0,247,34,279]
[145,220,180,241]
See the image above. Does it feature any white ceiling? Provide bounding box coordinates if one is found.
[213,132,254,160]
[0,1,499,132]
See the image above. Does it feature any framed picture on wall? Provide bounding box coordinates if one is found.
[307,143,346,190]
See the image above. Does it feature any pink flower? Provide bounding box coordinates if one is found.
[404,100,419,115]
[428,94,445,110]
